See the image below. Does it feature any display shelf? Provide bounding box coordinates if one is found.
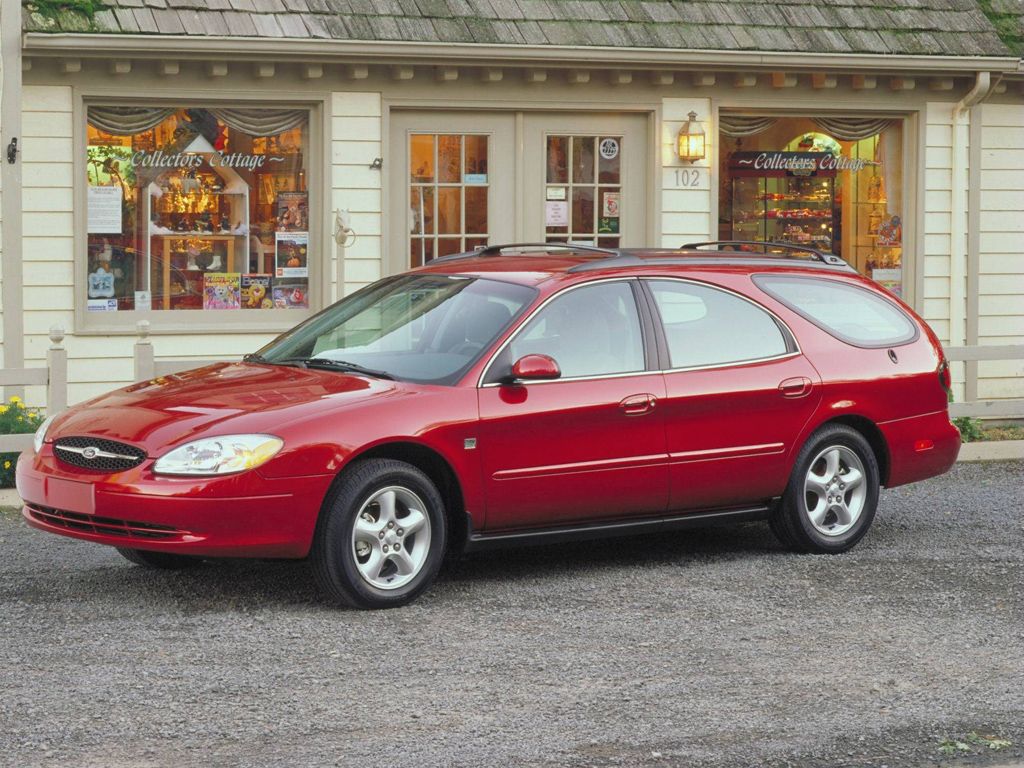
[728,151,835,251]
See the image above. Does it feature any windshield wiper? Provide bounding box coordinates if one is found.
[291,358,395,380]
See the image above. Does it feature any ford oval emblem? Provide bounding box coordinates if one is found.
[81,447,99,460]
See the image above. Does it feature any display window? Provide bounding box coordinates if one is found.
[85,106,312,313]
[719,116,904,295]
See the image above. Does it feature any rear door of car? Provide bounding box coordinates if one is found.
[641,277,822,512]
[476,279,669,531]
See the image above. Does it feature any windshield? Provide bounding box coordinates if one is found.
[253,274,537,384]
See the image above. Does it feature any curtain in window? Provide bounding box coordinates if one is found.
[719,116,778,137]
[811,117,894,141]
[207,109,307,137]
[87,107,307,138]
[87,107,176,135]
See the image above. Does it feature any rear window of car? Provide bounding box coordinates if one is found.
[754,275,918,347]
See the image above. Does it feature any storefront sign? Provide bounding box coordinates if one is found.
[730,151,871,177]
[546,187,567,201]
[129,150,284,171]
[87,186,123,233]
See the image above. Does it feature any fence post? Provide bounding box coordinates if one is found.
[134,320,155,382]
[46,326,68,415]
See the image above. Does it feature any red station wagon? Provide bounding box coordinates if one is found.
[18,242,961,608]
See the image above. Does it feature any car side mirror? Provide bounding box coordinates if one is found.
[510,354,561,382]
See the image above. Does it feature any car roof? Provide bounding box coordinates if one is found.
[413,242,858,287]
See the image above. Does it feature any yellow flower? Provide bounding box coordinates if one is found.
[9,396,21,404]
[0,406,7,414]
[2,461,9,469]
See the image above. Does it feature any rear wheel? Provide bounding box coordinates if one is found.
[770,424,880,553]
[116,548,201,570]
[310,459,447,609]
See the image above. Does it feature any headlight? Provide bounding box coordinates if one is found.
[33,414,58,453]
[153,434,283,476]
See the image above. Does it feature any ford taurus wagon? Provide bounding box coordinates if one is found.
[18,242,960,608]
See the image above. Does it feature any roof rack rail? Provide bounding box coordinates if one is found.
[681,240,850,267]
[431,242,618,264]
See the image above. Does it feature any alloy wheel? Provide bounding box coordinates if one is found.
[802,445,867,537]
[350,486,431,590]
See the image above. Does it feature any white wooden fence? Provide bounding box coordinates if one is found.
[0,327,68,453]
[1,329,1021,451]
[946,344,1024,419]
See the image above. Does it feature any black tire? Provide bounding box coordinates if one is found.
[769,424,880,554]
[310,459,447,609]
[116,547,201,570]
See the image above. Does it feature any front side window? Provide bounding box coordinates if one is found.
[86,106,311,313]
[648,280,790,369]
[754,275,917,347]
[502,281,645,379]
[255,274,536,385]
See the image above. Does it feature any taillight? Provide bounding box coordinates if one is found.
[938,359,952,396]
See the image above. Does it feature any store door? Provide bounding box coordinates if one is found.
[523,113,649,247]
[388,112,515,272]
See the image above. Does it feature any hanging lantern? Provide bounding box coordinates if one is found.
[677,111,706,163]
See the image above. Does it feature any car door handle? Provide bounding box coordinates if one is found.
[778,377,813,399]
[620,393,658,416]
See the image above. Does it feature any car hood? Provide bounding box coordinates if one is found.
[47,362,399,454]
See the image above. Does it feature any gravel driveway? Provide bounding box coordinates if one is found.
[1,460,1022,768]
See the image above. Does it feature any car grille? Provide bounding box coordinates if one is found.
[26,504,186,540]
[53,436,147,472]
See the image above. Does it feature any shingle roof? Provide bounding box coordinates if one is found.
[21,0,1018,57]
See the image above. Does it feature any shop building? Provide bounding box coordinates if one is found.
[2,1,1023,412]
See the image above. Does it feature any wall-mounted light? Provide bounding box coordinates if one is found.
[676,111,705,163]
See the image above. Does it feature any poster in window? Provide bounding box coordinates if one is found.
[876,215,902,247]
[275,192,309,232]
[273,280,309,309]
[87,186,123,234]
[203,273,241,310]
[241,274,273,309]
[275,232,309,278]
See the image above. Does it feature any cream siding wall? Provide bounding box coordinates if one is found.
[22,84,74,405]
[660,97,713,247]
[923,101,968,401]
[977,102,1024,401]
[332,91,383,299]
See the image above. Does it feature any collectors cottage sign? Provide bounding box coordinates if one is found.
[129,150,285,171]
[730,151,873,177]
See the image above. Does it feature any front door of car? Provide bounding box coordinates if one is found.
[477,279,668,531]
[642,278,822,512]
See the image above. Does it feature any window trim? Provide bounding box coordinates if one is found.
[73,90,327,335]
[640,277,800,373]
[478,277,654,387]
[752,273,920,349]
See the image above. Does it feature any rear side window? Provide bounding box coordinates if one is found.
[647,279,791,369]
[754,275,917,347]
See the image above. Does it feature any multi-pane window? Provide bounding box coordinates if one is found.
[544,135,623,248]
[409,134,489,266]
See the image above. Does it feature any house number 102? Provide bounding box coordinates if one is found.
[674,168,703,187]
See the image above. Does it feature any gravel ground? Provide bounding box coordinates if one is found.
[1,460,1022,768]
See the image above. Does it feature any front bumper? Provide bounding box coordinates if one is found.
[16,447,335,558]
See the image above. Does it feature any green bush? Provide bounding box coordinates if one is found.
[0,397,45,488]
[953,416,984,443]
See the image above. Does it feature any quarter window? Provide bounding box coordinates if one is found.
[648,280,790,368]
[506,281,645,379]
[754,275,917,347]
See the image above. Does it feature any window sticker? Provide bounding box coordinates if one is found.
[599,138,619,160]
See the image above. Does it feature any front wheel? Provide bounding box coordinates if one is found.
[310,459,447,609]
[770,424,880,553]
